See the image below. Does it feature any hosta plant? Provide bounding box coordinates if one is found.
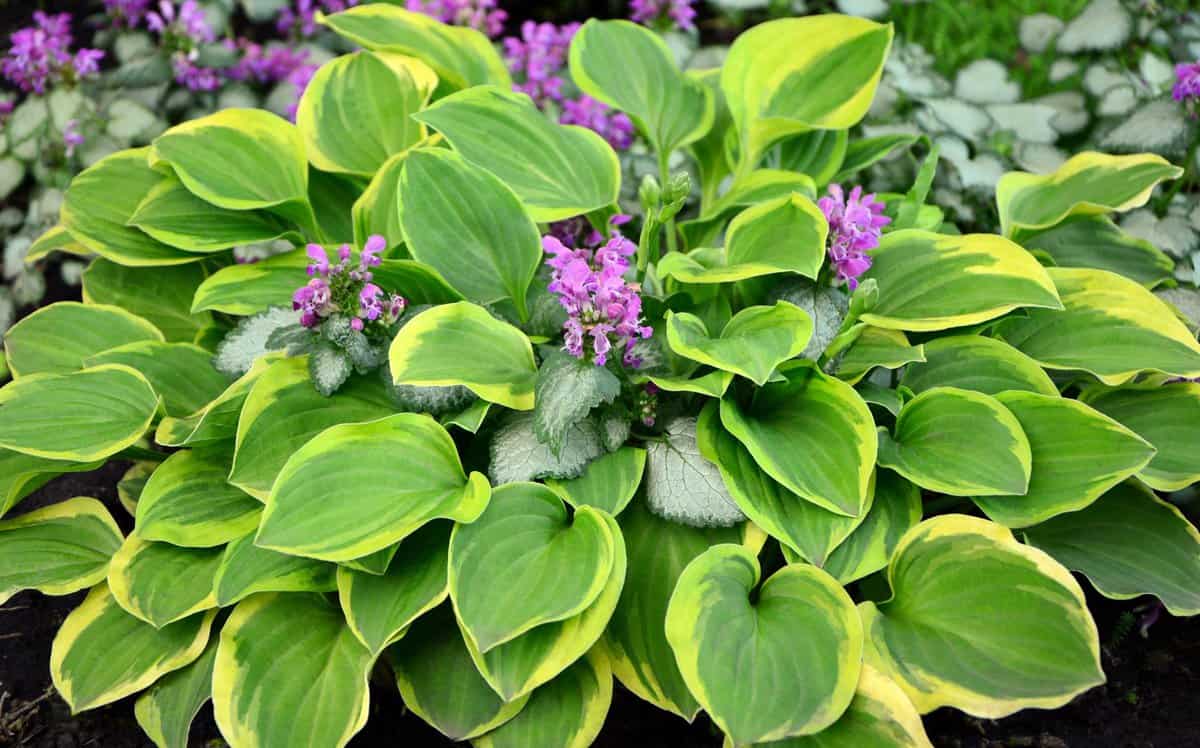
[4,7,1200,748]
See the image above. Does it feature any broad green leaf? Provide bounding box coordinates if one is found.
[136,450,262,547]
[352,151,407,246]
[118,463,152,518]
[666,545,862,745]
[82,259,213,344]
[51,585,215,712]
[308,166,365,248]
[645,415,745,528]
[859,515,1104,716]
[230,357,395,498]
[1083,383,1200,491]
[720,362,875,516]
[257,413,491,562]
[1021,215,1174,288]
[107,536,221,627]
[0,365,160,462]
[414,85,621,222]
[474,650,612,748]
[0,450,103,518]
[320,4,510,90]
[337,520,450,655]
[213,534,336,607]
[1025,482,1200,616]
[387,605,529,741]
[534,351,621,456]
[190,248,307,315]
[389,302,537,410]
[823,470,922,585]
[877,387,1031,497]
[687,68,734,208]
[442,398,492,433]
[860,230,1062,332]
[667,302,812,386]
[644,370,734,398]
[449,483,614,653]
[775,129,848,186]
[61,148,204,266]
[855,381,903,416]
[155,355,277,448]
[721,16,892,170]
[997,152,1182,237]
[130,175,296,253]
[85,341,228,418]
[25,224,90,263]
[996,267,1200,385]
[212,593,372,748]
[5,301,163,377]
[399,149,541,316]
[546,447,646,516]
[568,19,713,156]
[135,636,217,748]
[680,169,817,249]
[298,51,433,176]
[835,327,924,385]
[900,335,1058,397]
[0,497,123,605]
[372,259,466,306]
[972,393,1154,527]
[833,133,920,182]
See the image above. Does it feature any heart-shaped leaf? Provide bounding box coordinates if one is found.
[546,446,646,516]
[136,449,262,548]
[107,537,221,627]
[900,334,1058,397]
[0,498,123,605]
[134,636,217,748]
[667,302,812,385]
[85,342,228,419]
[5,301,163,377]
[212,534,336,607]
[1082,382,1200,491]
[823,470,922,585]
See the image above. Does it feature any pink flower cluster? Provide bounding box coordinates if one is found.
[818,184,891,290]
[629,0,697,32]
[277,0,359,37]
[103,0,152,28]
[2,12,104,94]
[406,0,507,39]
[226,43,311,85]
[1173,61,1200,106]
[543,222,652,367]
[146,0,215,44]
[293,236,406,331]
[560,95,634,150]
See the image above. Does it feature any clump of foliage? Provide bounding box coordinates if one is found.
[2,7,1200,748]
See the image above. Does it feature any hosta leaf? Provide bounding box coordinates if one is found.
[900,335,1058,397]
[860,229,1062,332]
[1082,383,1200,491]
[298,51,433,176]
[414,85,621,222]
[0,450,103,518]
[0,365,160,462]
[136,450,262,547]
[645,415,745,527]
[489,411,607,484]
[644,370,734,398]
[191,249,307,316]
[82,260,212,344]
[1024,482,1200,616]
[129,175,296,252]
[0,497,123,605]
[667,302,812,385]
[877,387,1031,497]
[835,327,924,384]
[997,152,1182,237]
[1021,215,1174,288]
[107,537,221,627]
[351,151,407,247]
[568,19,713,156]
[859,515,1104,716]
[85,341,228,418]
[135,636,217,748]
[775,129,847,186]
[972,393,1154,528]
[389,302,538,410]
[720,362,875,516]
[212,534,336,607]
[546,446,646,516]
[995,267,1200,385]
[666,545,862,745]
[25,224,89,263]
[680,169,817,249]
[155,354,278,448]
[212,593,372,748]
[371,260,465,306]
[687,69,733,209]
[823,470,922,585]
[534,352,621,456]
[51,586,215,712]
[834,133,919,181]
[5,301,163,377]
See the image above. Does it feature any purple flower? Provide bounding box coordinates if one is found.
[103,0,151,28]
[818,184,891,290]
[306,244,330,275]
[560,95,635,151]
[72,49,104,77]
[503,21,578,108]
[406,0,507,38]
[1173,61,1200,105]
[2,12,103,94]
[629,0,696,32]
[359,283,384,321]
[293,236,405,332]
[227,42,310,84]
[62,119,84,157]
[286,62,318,121]
[293,277,333,328]
[147,0,215,44]
[278,0,359,38]
[361,234,385,267]
[172,55,221,91]
[0,99,13,121]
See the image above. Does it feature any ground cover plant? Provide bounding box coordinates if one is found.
[2,3,1200,748]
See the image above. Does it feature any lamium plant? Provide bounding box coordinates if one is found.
[4,7,1200,748]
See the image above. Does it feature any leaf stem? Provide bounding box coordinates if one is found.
[658,150,678,258]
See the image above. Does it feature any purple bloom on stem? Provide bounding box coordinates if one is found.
[361,235,385,267]
[1173,61,1200,105]
[147,0,214,44]
[227,42,310,84]
[306,244,330,275]
[293,277,333,328]
[277,0,360,38]
[62,119,84,157]
[103,0,151,28]
[286,62,318,121]
[818,184,891,290]
[560,95,635,151]
[3,12,103,94]
[292,236,407,332]
[406,0,507,38]
[502,21,578,108]
[629,0,696,31]
[359,283,384,321]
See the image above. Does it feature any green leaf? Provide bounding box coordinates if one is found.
[972,392,1154,527]
[0,365,160,462]
[372,259,466,306]
[25,224,90,263]
[298,51,433,176]
[687,69,734,208]
[414,85,621,222]
[442,398,492,433]
[546,446,645,516]
[352,151,407,247]
[107,536,221,627]
[997,152,1183,237]
[130,176,296,253]
[568,19,713,156]
[337,520,449,655]
[0,450,103,518]
[774,129,847,186]
[665,545,862,745]
[82,259,213,344]
[0,497,123,605]
[489,411,608,484]
[85,341,228,418]
[135,636,217,748]
[877,387,1032,497]
[5,301,163,377]
[320,4,510,91]
[833,133,920,182]
[644,370,733,398]
[212,534,336,607]
[136,450,262,548]
[645,415,745,527]
[257,413,491,562]
[835,327,924,384]
[900,335,1058,397]
[721,16,892,170]
[449,483,614,653]
[307,167,363,254]
[534,352,621,456]
[1021,215,1174,288]
[51,585,215,712]
[155,354,277,448]
[860,515,1104,716]
[680,169,817,249]
[1024,482,1200,616]
[1082,382,1200,491]
[667,302,812,386]
[823,470,922,585]
[212,593,372,748]
[190,249,307,316]
[389,302,537,410]
[720,362,875,516]
[860,229,1062,332]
